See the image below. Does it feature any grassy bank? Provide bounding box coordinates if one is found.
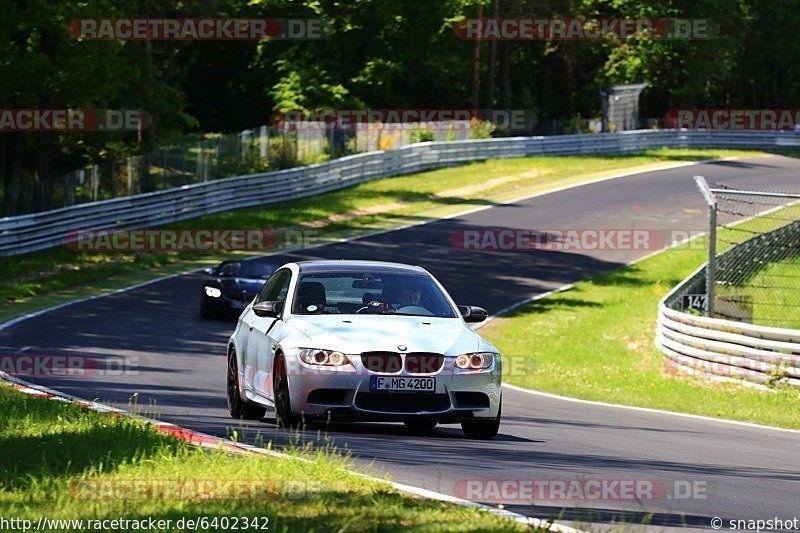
[0,384,525,532]
[0,148,764,323]
[742,256,800,328]
[480,236,800,429]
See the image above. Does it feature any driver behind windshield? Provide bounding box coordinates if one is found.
[396,286,422,307]
[381,281,425,311]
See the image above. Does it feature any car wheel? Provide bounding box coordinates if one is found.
[461,398,501,440]
[227,348,265,420]
[404,420,437,433]
[273,354,299,428]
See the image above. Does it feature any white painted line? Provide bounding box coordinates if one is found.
[476,284,576,330]
[0,154,785,531]
[0,268,199,332]
[476,198,800,433]
[0,156,742,332]
[387,479,589,533]
[501,383,800,435]
[0,370,581,531]
[475,206,713,331]
[17,386,48,395]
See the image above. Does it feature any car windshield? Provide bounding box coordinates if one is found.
[216,261,276,279]
[291,271,457,318]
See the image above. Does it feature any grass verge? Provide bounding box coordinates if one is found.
[479,235,800,429]
[0,148,765,324]
[0,384,526,532]
[742,256,800,328]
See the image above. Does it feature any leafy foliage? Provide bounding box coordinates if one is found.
[2,0,799,214]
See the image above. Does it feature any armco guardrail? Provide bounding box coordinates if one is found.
[656,222,800,389]
[4,129,800,256]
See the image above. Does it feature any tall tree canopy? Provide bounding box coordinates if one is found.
[1,0,798,214]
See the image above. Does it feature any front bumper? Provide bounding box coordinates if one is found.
[285,355,502,423]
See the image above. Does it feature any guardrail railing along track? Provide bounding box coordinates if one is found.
[656,177,800,390]
[4,130,800,256]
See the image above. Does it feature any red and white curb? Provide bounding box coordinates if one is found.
[0,370,277,457]
[0,371,585,533]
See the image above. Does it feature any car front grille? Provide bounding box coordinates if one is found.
[359,352,444,374]
[404,353,444,374]
[355,392,451,413]
[360,352,403,374]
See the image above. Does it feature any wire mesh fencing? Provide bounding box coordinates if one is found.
[705,181,800,328]
[7,119,499,216]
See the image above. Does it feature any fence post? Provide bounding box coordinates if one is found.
[64,171,75,207]
[707,202,717,317]
[181,144,187,184]
[91,165,99,202]
[127,158,133,195]
[694,175,717,316]
[260,126,268,159]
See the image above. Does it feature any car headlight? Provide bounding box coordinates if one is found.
[455,352,495,370]
[204,286,222,298]
[298,348,351,367]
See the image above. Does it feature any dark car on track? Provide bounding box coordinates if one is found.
[200,260,279,319]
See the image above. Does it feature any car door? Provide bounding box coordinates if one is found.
[243,268,292,398]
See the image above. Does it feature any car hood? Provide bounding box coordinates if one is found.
[284,314,494,355]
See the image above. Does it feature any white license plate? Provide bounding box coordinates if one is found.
[370,376,436,392]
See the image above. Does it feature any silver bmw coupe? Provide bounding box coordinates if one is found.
[227,260,502,439]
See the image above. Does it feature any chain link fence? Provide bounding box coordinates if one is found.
[9,120,483,217]
[696,177,800,328]
[3,115,669,217]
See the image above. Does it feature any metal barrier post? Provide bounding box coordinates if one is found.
[694,175,717,316]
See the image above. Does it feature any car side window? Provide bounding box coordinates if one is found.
[256,268,292,303]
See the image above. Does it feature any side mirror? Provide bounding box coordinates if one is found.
[459,305,488,323]
[253,300,284,318]
[201,266,215,275]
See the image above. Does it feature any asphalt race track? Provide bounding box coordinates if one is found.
[3,156,800,531]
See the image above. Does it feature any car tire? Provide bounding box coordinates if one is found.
[273,354,300,428]
[404,420,438,433]
[461,398,501,440]
[227,348,265,420]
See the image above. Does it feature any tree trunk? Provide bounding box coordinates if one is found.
[484,0,500,109]
[139,39,157,192]
[3,132,24,216]
[0,132,6,216]
[470,4,483,109]
[500,41,511,112]
[34,131,55,212]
